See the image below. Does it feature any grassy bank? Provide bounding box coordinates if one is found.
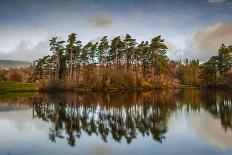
[0,81,38,92]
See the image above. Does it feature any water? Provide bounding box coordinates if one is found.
[0,89,231,155]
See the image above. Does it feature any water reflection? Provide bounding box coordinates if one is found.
[27,89,231,147]
[177,89,232,131]
[31,91,177,146]
[0,89,231,152]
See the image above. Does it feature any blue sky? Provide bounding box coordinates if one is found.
[0,0,231,61]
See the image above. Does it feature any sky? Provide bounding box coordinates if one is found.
[0,0,231,62]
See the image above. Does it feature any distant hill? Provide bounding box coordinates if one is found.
[0,60,32,69]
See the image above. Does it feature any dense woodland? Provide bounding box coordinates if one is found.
[0,33,232,90]
[33,33,178,90]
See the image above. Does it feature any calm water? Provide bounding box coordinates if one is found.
[0,89,231,155]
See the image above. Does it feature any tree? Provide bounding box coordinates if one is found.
[177,59,201,86]
[81,42,92,65]
[149,36,169,75]
[97,36,109,66]
[203,56,219,86]
[66,33,82,80]
[218,44,232,75]
[89,42,98,64]
[136,41,150,78]
[109,36,125,68]
[49,37,65,80]
[123,34,136,71]
[33,33,186,89]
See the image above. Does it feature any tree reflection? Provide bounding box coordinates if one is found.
[1,89,230,147]
[199,89,232,131]
[31,91,177,146]
[177,89,232,131]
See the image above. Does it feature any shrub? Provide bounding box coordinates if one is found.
[123,71,136,88]
[101,69,112,88]
[109,70,125,88]
[82,69,101,89]
[8,72,22,82]
[39,80,65,92]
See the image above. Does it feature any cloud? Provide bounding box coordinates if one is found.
[165,41,177,52]
[189,111,232,150]
[90,15,112,27]
[165,41,182,60]
[0,40,50,62]
[208,0,226,3]
[167,49,185,60]
[180,22,232,61]
[1,22,231,62]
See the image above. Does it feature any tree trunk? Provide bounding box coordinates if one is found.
[69,50,73,80]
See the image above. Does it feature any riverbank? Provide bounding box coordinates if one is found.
[38,80,181,92]
[2,81,232,93]
[0,80,179,93]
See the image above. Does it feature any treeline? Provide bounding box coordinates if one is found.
[32,33,179,91]
[1,33,231,90]
[177,44,232,87]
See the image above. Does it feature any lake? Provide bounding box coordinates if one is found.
[0,89,231,155]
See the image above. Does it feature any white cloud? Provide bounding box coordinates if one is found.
[185,22,232,61]
[165,41,182,60]
[165,41,177,52]
[171,22,232,61]
[0,40,50,62]
[167,49,185,60]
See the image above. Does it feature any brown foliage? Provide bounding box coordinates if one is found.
[0,66,33,82]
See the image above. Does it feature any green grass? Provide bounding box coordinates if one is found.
[0,81,38,92]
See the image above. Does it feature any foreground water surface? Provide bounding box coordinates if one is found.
[0,89,231,155]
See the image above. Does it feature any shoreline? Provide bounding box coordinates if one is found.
[1,81,231,94]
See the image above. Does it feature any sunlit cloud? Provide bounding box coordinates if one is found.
[170,22,232,61]
[184,22,232,61]
[90,15,112,27]
[165,41,177,52]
